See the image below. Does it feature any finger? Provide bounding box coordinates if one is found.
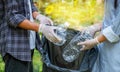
[49,19,53,25]
[77,42,85,45]
[47,18,53,26]
[47,27,59,42]
[45,32,57,43]
[80,48,85,51]
[53,27,60,30]
[48,35,58,43]
[81,27,87,35]
[80,45,86,51]
[51,30,61,42]
[45,21,51,25]
[53,33,62,42]
[49,33,59,43]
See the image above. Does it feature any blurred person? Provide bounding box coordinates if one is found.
[78,0,120,72]
[0,0,60,72]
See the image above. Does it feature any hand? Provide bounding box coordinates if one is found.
[36,14,53,25]
[38,24,62,43]
[81,24,101,38]
[77,38,99,51]
[81,26,97,38]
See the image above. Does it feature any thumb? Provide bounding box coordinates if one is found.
[47,17,53,26]
[80,48,85,51]
[51,28,62,42]
[80,45,86,51]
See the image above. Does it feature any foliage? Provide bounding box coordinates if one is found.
[0,56,4,72]
[35,0,104,29]
[33,50,43,72]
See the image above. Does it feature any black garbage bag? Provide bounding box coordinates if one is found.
[37,28,98,72]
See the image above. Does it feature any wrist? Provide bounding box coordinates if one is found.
[38,24,42,33]
[97,34,107,43]
[95,37,100,44]
[38,24,46,33]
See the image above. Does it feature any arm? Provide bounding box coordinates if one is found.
[102,26,119,43]
[78,22,119,51]
[77,33,107,51]
[77,2,120,51]
[4,0,39,32]
[86,4,120,43]
[4,0,27,28]
[4,0,60,43]
[102,8,120,43]
[18,19,39,32]
[96,34,107,43]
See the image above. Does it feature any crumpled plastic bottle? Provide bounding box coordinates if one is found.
[62,31,92,62]
[53,27,67,46]
[53,22,69,46]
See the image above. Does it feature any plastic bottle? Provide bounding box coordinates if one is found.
[62,31,92,62]
[53,27,66,46]
[53,22,69,46]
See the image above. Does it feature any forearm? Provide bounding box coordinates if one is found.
[96,34,107,43]
[18,19,39,32]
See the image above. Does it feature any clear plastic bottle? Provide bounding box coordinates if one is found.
[62,31,92,62]
[53,27,67,46]
[53,22,69,46]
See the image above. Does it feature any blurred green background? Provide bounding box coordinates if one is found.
[0,0,104,72]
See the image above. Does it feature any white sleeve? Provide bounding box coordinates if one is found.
[102,26,119,43]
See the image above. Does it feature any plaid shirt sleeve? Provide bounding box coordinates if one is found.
[4,0,26,28]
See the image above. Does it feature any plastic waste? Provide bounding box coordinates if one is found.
[62,31,92,62]
[53,27,67,46]
[53,22,69,46]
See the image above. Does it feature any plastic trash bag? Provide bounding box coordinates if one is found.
[36,28,98,72]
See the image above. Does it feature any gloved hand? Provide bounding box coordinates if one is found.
[77,38,99,51]
[82,24,101,38]
[38,24,62,43]
[36,14,53,25]
[82,26,97,38]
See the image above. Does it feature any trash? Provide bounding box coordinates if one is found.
[37,28,98,72]
[62,31,92,62]
[53,23,69,46]
[53,27,67,46]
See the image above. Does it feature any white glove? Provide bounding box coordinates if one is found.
[82,24,101,38]
[36,14,53,25]
[77,38,99,51]
[39,24,62,43]
[82,26,97,38]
